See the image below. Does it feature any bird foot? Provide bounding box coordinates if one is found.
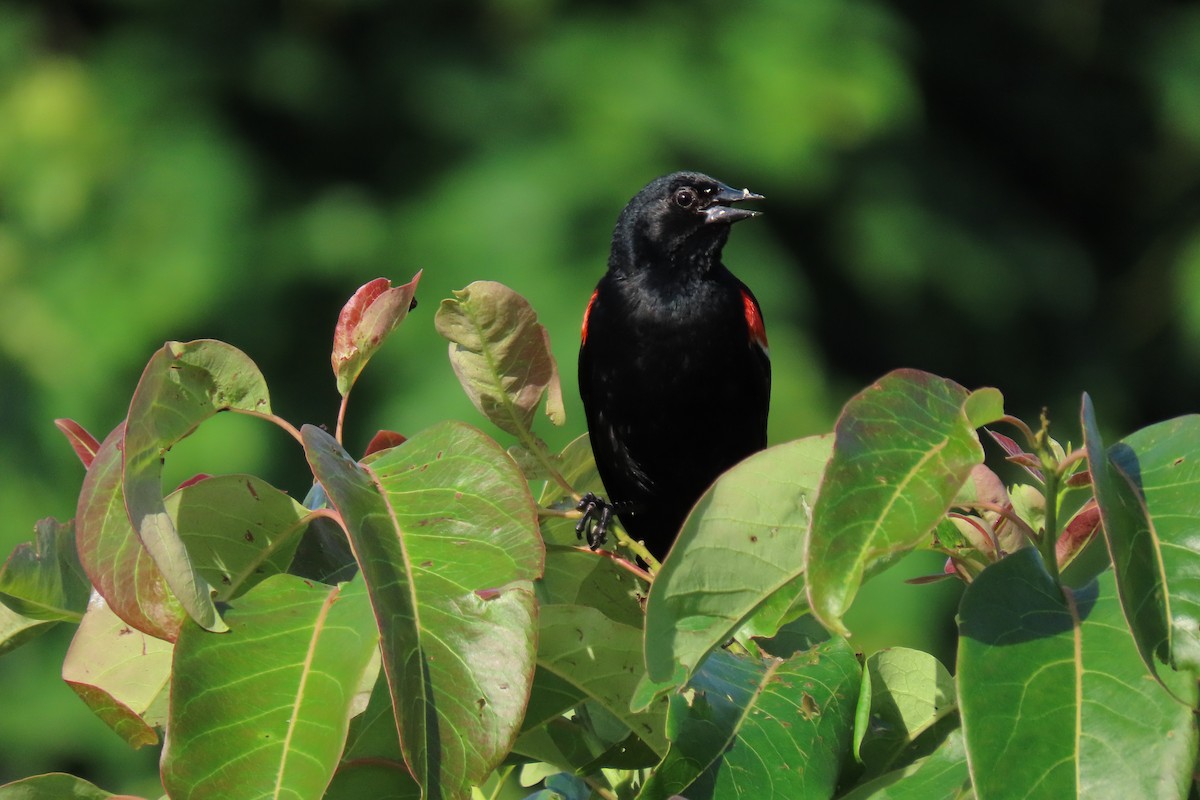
[575,492,614,550]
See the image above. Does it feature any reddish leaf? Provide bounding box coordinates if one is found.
[76,423,185,642]
[987,428,1044,480]
[332,272,422,396]
[55,418,101,469]
[1057,501,1101,566]
[174,474,212,490]
[363,430,407,457]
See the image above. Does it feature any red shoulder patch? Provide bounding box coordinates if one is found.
[741,289,769,355]
[581,289,599,345]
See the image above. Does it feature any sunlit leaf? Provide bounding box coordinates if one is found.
[332,272,422,397]
[77,423,185,641]
[961,387,1004,429]
[0,773,142,799]
[167,474,312,601]
[304,421,542,800]
[124,339,274,632]
[62,593,172,749]
[957,549,1197,799]
[807,369,985,636]
[54,418,101,469]
[0,602,56,656]
[434,281,565,436]
[644,434,832,684]
[160,575,379,800]
[0,517,89,621]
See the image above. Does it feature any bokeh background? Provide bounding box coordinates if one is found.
[3,0,1200,793]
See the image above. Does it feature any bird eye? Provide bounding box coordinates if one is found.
[673,188,697,209]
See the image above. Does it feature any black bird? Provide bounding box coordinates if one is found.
[576,171,771,562]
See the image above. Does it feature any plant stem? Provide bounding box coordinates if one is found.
[240,409,305,446]
[1039,461,1062,584]
[335,392,350,445]
[1031,410,1061,584]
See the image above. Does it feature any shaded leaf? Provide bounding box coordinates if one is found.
[806,369,985,637]
[638,639,860,800]
[124,339,274,632]
[160,575,379,800]
[536,434,604,549]
[1103,406,1200,673]
[304,421,542,800]
[332,272,422,396]
[644,434,832,684]
[538,604,668,756]
[54,418,101,469]
[62,593,173,749]
[435,281,565,436]
[837,729,969,800]
[0,518,89,621]
[326,675,421,800]
[957,549,1197,799]
[853,648,955,777]
[536,544,646,629]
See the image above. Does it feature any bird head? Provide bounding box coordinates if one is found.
[611,171,763,275]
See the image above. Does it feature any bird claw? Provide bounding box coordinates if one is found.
[575,492,614,550]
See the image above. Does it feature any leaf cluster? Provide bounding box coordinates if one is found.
[1,279,1199,800]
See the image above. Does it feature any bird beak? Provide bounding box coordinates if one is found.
[703,183,764,225]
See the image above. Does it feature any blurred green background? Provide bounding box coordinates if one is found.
[3,0,1200,793]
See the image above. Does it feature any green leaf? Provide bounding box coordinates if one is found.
[1091,399,1200,674]
[644,434,832,685]
[0,517,89,621]
[76,423,185,641]
[837,729,969,800]
[332,272,422,396]
[522,668,588,733]
[304,421,542,800]
[62,594,173,749]
[536,434,604,549]
[123,340,274,632]
[167,474,312,601]
[962,387,1004,429]
[537,604,668,756]
[536,544,646,629]
[160,575,379,800]
[807,369,984,636]
[0,773,141,799]
[957,549,1198,800]
[326,676,421,800]
[638,639,861,800]
[1081,394,1170,679]
[0,602,56,656]
[434,281,565,436]
[853,647,956,777]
